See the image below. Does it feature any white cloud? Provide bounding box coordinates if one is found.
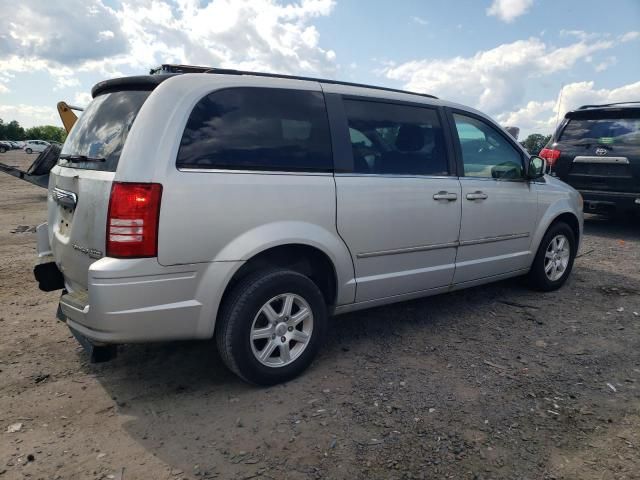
[0,104,59,128]
[486,0,533,23]
[0,83,9,94]
[620,31,640,42]
[412,16,428,26]
[594,56,617,72]
[105,0,338,76]
[384,36,616,114]
[0,0,337,96]
[497,81,640,136]
[73,92,93,107]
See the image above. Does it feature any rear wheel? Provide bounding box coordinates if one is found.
[25,148,33,154]
[528,221,576,291]
[216,269,327,385]
[0,146,6,153]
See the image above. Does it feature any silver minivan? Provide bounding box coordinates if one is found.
[35,67,583,384]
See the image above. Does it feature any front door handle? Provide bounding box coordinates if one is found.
[433,191,458,201]
[466,191,488,201]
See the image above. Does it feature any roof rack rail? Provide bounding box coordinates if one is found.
[149,63,438,100]
[578,101,640,109]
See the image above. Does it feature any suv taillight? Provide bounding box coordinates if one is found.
[539,148,561,168]
[106,182,162,258]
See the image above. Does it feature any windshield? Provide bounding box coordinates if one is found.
[59,90,150,171]
[560,113,640,146]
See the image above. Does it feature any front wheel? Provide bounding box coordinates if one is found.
[25,148,33,154]
[0,146,6,153]
[216,269,327,385]
[528,221,576,291]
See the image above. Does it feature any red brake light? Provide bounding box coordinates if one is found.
[539,148,561,168]
[106,182,162,258]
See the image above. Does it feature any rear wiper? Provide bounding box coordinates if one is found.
[59,154,106,163]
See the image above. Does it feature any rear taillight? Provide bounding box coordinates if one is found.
[539,148,561,169]
[106,182,162,258]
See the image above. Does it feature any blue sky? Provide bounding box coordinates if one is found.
[0,0,639,137]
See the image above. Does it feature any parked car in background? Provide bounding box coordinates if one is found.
[0,141,12,153]
[35,67,583,385]
[541,102,640,216]
[24,140,50,154]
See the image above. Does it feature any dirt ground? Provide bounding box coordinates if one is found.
[1,149,639,480]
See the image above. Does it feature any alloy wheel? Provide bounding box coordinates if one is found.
[250,293,314,368]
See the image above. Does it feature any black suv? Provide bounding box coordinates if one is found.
[540,102,640,215]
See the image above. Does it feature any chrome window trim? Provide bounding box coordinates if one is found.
[335,173,455,180]
[177,168,332,176]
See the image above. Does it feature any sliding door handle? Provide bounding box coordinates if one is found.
[433,191,458,201]
[466,191,488,200]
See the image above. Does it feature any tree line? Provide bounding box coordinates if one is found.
[519,133,552,156]
[0,118,67,143]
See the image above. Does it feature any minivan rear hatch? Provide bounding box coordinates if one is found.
[553,108,640,193]
[48,89,150,292]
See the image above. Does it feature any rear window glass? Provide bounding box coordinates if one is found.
[176,88,332,172]
[560,113,640,145]
[59,91,150,172]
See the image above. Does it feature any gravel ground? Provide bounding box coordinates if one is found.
[1,150,639,480]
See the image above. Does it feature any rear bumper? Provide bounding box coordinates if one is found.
[57,257,241,344]
[36,222,243,344]
[579,189,640,213]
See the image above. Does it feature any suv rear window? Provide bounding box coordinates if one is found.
[59,91,150,172]
[176,88,332,172]
[560,111,640,145]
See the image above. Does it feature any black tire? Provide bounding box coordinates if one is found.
[25,148,32,154]
[27,144,61,176]
[528,221,577,291]
[0,146,6,153]
[216,269,327,385]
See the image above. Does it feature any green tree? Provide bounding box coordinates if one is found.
[5,120,25,140]
[520,133,551,156]
[24,125,67,143]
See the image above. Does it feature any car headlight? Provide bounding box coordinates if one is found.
[577,192,584,210]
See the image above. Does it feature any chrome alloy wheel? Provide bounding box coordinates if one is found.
[250,293,314,368]
[544,234,571,281]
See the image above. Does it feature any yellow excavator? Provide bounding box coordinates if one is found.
[0,101,84,187]
[56,101,83,133]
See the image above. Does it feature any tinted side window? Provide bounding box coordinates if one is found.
[343,100,449,176]
[177,88,332,171]
[453,113,524,179]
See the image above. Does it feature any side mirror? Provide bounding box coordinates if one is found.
[527,156,546,179]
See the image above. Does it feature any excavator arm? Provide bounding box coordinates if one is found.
[57,101,83,133]
[0,100,84,188]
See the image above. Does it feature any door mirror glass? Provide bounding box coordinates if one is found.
[528,156,546,179]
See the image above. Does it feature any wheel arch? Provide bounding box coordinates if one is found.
[530,206,582,269]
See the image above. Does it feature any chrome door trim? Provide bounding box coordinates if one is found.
[52,187,77,209]
[357,241,459,259]
[356,232,530,259]
[573,156,629,165]
[459,232,529,247]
